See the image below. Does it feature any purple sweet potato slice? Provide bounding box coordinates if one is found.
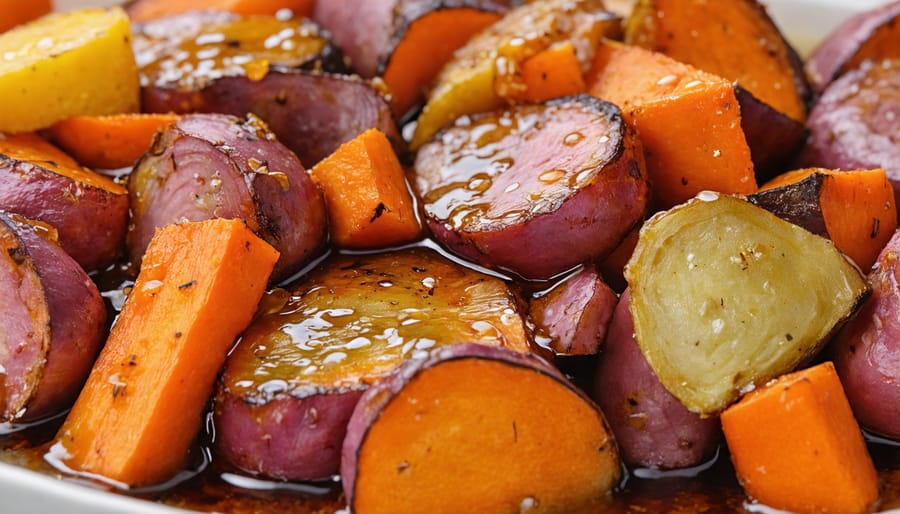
[805,0,900,95]
[127,113,327,282]
[797,59,900,203]
[528,264,617,356]
[593,289,721,470]
[735,86,807,183]
[314,0,508,118]
[414,94,649,281]
[214,248,532,481]
[832,229,900,439]
[135,10,401,167]
[0,212,106,423]
[0,133,128,272]
[133,10,347,88]
[341,342,621,514]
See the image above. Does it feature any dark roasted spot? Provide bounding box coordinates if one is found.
[370,202,387,223]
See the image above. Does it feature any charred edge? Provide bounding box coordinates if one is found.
[746,172,829,237]
[377,0,509,77]
[370,202,388,223]
[6,246,26,266]
[178,280,197,289]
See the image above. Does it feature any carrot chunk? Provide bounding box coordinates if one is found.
[587,41,755,209]
[756,167,898,271]
[310,128,421,249]
[53,218,279,487]
[721,362,879,514]
[519,41,587,103]
[127,0,315,22]
[47,113,180,170]
[0,0,50,33]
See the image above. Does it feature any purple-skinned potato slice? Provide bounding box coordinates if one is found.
[0,212,106,423]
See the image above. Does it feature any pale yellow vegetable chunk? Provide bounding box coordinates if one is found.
[0,7,139,133]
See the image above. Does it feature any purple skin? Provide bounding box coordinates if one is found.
[313,0,513,79]
[0,213,106,423]
[142,71,403,168]
[797,59,900,203]
[340,342,610,507]
[127,113,327,282]
[0,159,128,272]
[529,264,617,356]
[215,389,365,480]
[832,229,900,440]
[312,0,398,78]
[735,86,806,184]
[593,290,721,470]
[415,95,650,281]
[805,0,900,95]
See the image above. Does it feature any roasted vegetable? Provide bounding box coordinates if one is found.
[342,343,621,514]
[47,113,180,170]
[833,229,900,439]
[750,167,897,272]
[414,94,649,281]
[721,362,879,514]
[127,0,316,22]
[798,59,900,204]
[626,193,869,415]
[528,264,617,356]
[214,248,532,480]
[309,128,421,249]
[594,290,721,470]
[587,41,756,210]
[0,133,128,271]
[806,0,900,94]
[0,212,106,423]
[0,7,138,133]
[127,113,327,282]
[54,218,279,487]
[626,0,810,123]
[411,0,621,148]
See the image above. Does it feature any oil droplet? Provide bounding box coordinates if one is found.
[657,74,677,86]
[712,149,722,158]
[697,190,719,202]
[421,277,436,288]
[378,280,393,288]
[141,279,164,292]
[504,182,521,193]
[539,169,566,184]
[323,352,347,364]
[563,132,584,146]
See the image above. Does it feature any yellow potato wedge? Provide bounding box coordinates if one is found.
[0,7,139,133]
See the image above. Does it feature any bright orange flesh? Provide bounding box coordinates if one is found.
[762,167,897,271]
[0,0,51,33]
[55,219,278,486]
[721,362,879,514]
[354,358,620,514]
[310,128,421,249]
[0,132,124,193]
[587,41,755,210]
[47,113,180,170]
[382,8,501,119]
[519,42,587,103]
[127,0,315,22]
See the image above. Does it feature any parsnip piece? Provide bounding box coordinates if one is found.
[626,193,868,415]
[0,7,139,133]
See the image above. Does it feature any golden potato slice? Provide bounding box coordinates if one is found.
[626,193,868,415]
[0,7,139,133]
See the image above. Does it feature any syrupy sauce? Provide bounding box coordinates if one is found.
[2,245,900,513]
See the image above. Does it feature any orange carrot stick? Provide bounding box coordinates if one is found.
[721,362,879,514]
[127,0,315,22]
[0,0,51,33]
[310,128,421,249]
[519,41,586,103]
[46,113,180,170]
[53,218,278,487]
